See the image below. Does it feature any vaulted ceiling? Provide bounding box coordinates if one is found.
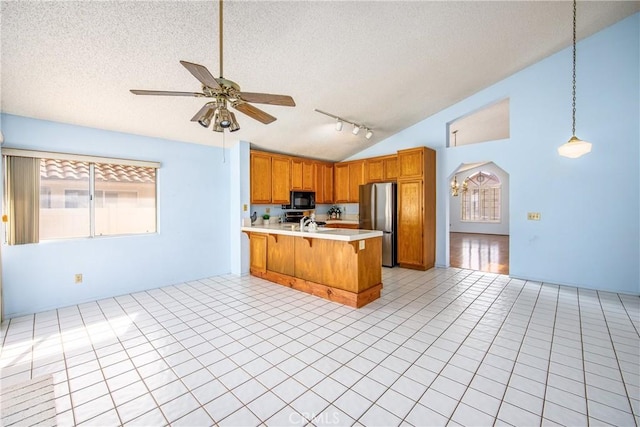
[1,1,637,161]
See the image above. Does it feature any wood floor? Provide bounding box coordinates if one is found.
[450,232,509,275]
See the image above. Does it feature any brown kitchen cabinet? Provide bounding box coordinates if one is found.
[250,151,272,204]
[398,147,424,179]
[334,163,350,203]
[271,154,291,204]
[396,147,436,270]
[291,158,315,191]
[315,162,334,204]
[348,161,365,202]
[365,155,398,183]
[384,156,398,180]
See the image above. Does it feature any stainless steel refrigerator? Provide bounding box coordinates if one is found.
[359,182,397,267]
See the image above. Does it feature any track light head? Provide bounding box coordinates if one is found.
[365,129,373,139]
[335,119,343,131]
[352,124,360,135]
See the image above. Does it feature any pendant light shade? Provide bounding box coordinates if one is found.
[558,135,592,158]
[559,0,592,158]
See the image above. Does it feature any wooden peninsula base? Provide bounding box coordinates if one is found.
[242,226,383,308]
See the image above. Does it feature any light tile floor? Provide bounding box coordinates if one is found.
[1,267,638,426]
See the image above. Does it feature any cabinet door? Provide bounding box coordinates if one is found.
[302,161,315,191]
[384,156,398,181]
[398,148,424,179]
[290,158,303,190]
[365,158,385,183]
[249,233,268,273]
[334,163,350,203]
[397,179,425,268]
[250,152,272,204]
[314,162,325,203]
[348,161,365,202]
[271,155,291,204]
[322,163,334,203]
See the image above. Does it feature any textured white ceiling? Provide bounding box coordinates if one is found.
[1,1,637,162]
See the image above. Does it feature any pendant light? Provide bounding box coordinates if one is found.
[558,0,592,158]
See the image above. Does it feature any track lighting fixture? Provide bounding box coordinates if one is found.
[315,109,374,141]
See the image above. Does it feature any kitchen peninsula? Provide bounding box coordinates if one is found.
[241,224,383,308]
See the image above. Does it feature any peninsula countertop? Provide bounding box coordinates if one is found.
[241,224,382,242]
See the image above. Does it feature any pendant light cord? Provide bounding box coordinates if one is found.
[219,0,224,77]
[571,0,577,136]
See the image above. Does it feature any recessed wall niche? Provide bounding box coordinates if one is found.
[447,98,510,147]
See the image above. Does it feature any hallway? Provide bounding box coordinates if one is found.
[450,232,509,274]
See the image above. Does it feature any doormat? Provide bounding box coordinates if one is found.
[1,375,57,426]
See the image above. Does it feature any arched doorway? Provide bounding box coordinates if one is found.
[448,162,509,274]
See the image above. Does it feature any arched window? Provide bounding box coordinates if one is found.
[461,171,501,222]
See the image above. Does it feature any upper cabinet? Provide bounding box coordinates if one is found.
[334,163,350,203]
[271,154,291,204]
[250,150,291,204]
[291,158,315,191]
[250,151,272,204]
[315,162,334,204]
[398,149,424,179]
[365,155,398,183]
[334,160,364,203]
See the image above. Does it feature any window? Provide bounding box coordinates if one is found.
[4,149,159,244]
[461,171,501,222]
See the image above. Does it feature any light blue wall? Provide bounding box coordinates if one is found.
[230,140,250,275]
[350,13,639,294]
[1,114,232,317]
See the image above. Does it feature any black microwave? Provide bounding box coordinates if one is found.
[283,191,315,210]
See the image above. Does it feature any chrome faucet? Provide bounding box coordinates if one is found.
[300,216,311,231]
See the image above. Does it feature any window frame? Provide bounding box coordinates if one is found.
[3,148,160,242]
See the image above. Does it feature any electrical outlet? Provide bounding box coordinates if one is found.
[243,204,247,212]
[359,240,365,250]
[527,212,541,221]
[266,207,270,214]
[74,274,83,284]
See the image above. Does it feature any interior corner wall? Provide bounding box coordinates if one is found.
[230,140,250,275]
[449,163,510,235]
[349,13,640,295]
[0,114,232,318]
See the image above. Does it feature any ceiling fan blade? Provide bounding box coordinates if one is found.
[190,104,215,122]
[234,102,277,124]
[130,89,203,97]
[180,60,221,90]
[238,92,296,107]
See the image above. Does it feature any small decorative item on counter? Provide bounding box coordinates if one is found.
[327,205,342,220]
[262,214,270,225]
[250,212,257,224]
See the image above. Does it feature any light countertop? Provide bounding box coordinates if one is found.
[241,224,382,242]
